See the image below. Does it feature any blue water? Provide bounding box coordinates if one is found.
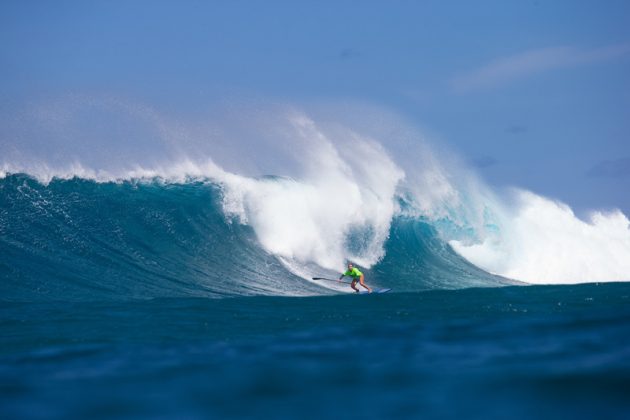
[2,174,629,419]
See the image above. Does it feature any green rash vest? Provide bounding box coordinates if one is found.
[343,267,363,278]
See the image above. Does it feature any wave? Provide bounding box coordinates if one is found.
[1,98,629,291]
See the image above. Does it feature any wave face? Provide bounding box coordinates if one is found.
[0,174,509,301]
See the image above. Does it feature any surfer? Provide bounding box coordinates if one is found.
[339,263,372,293]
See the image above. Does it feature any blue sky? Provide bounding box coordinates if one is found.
[1,0,629,213]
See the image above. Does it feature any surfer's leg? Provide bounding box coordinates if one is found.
[351,279,359,292]
[359,274,372,293]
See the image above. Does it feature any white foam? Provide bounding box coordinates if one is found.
[217,114,404,271]
[450,190,630,283]
[0,159,227,185]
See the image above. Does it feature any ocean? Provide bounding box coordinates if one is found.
[1,174,629,419]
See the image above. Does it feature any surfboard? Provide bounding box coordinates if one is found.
[358,288,391,294]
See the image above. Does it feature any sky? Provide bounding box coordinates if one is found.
[1,0,629,214]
